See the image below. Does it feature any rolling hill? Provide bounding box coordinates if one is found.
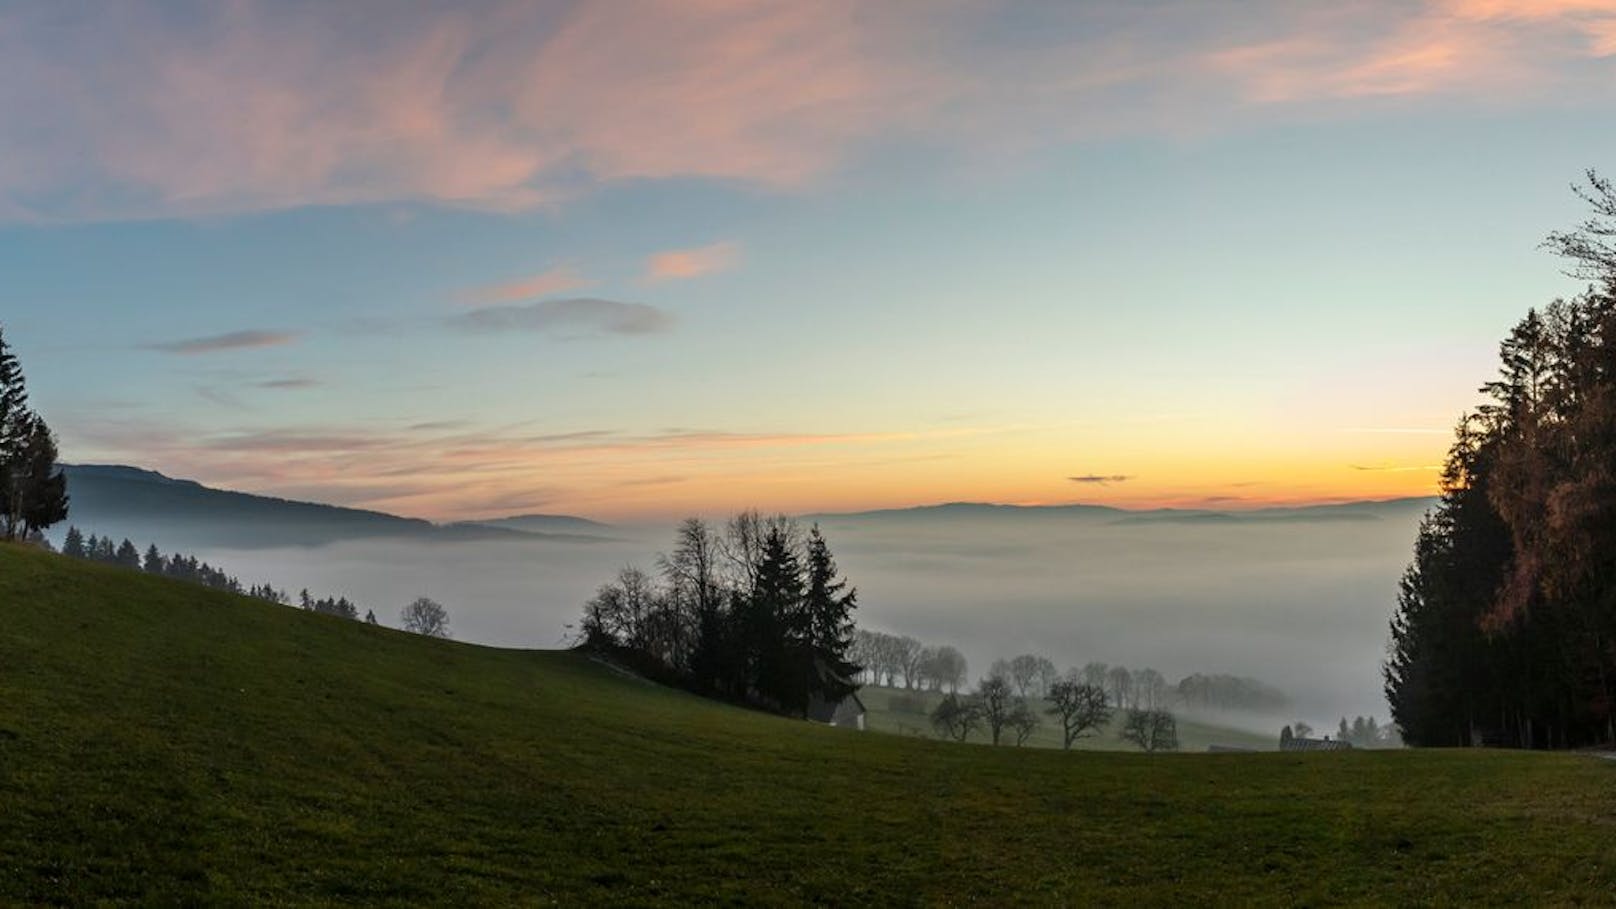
[4,541,1616,903]
[59,464,613,550]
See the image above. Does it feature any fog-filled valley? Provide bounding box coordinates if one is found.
[58,466,1429,729]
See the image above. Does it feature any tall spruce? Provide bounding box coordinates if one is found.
[804,524,860,704]
[744,526,809,713]
[0,327,67,539]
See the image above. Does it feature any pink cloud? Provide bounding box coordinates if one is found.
[458,266,592,305]
[1211,0,1616,105]
[4,1,1616,222]
[645,242,740,281]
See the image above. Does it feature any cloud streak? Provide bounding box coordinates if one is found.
[1069,474,1134,485]
[5,1,1615,222]
[458,266,592,305]
[452,298,673,337]
[646,242,740,280]
[144,330,300,355]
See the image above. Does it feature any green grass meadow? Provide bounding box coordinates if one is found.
[4,542,1616,904]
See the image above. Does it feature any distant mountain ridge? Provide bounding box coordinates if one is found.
[458,513,614,535]
[59,464,613,550]
[808,497,1436,526]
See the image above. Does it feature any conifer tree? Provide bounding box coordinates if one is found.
[115,539,141,570]
[0,327,29,456]
[15,417,67,537]
[803,524,860,704]
[62,526,85,559]
[0,327,67,539]
[745,526,809,712]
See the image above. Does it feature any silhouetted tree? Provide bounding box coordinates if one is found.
[802,524,861,704]
[0,329,67,540]
[931,692,981,742]
[977,676,1014,746]
[1008,698,1040,746]
[1047,679,1112,749]
[401,597,451,638]
[114,539,141,570]
[1120,709,1178,753]
[61,526,84,559]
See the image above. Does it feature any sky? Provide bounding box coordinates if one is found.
[2,0,1614,522]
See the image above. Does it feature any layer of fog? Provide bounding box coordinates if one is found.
[168,509,1423,729]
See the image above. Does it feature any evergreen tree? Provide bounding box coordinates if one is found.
[802,524,860,705]
[143,544,164,574]
[364,609,378,625]
[115,539,141,570]
[0,329,67,540]
[745,526,809,713]
[62,526,85,559]
[14,417,67,538]
[0,326,30,457]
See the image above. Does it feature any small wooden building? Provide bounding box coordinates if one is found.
[807,691,867,730]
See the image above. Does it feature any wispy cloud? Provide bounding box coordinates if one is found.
[63,418,987,519]
[452,298,673,337]
[457,266,592,305]
[1349,463,1442,472]
[144,330,300,355]
[8,2,1614,223]
[1069,474,1134,485]
[256,377,320,390]
[646,241,740,281]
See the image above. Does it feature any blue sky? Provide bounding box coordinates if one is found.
[0,0,1611,519]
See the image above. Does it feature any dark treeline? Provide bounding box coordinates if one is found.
[63,525,290,603]
[1388,172,1616,748]
[850,631,968,692]
[580,512,860,719]
[0,325,68,542]
[59,524,390,626]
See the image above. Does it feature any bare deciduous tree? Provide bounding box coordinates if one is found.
[1119,709,1178,753]
[895,636,924,689]
[977,676,1014,745]
[401,596,451,639]
[1047,680,1112,749]
[1008,698,1040,746]
[930,692,981,742]
[1106,665,1133,709]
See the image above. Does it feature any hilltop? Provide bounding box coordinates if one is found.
[3,542,1616,903]
[59,464,614,550]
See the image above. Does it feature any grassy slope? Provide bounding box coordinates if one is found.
[859,686,1277,751]
[4,543,1616,904]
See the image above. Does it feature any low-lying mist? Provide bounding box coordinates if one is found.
[167,506,1423,729]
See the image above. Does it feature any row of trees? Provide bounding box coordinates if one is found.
[580,513,861,718]
[857,638,1287,716]
[63,527,288,602]
[1387,172,1616,748]
[0,326,68,541]
[928,664,1179,752]
[59,525,452,637]
[1282,716,1399,749]
[850,631,967,691]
